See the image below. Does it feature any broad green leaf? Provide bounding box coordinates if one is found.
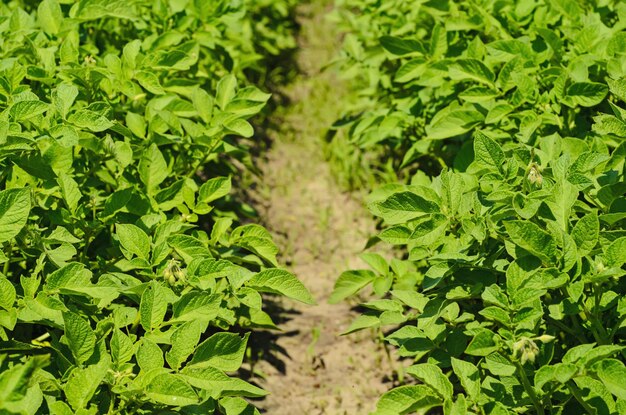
[110,330,134,365]
[199,177,231,204]
[37,0,63,35]
[0,188,31,243]
[136,338,164,371]
[145,374,199,406]
[189,332,249,371]
[465,329,499,356]
[380,36,424,56]
[566,82,608,107]
[63,312,96,365]
[216,75,237,109]
[406,364,453,400]
[165,320,207,371]
[372,385,441,415]
[139,143,168,192]
[426,107,484,140]
[0,357,44,403]
[171,292,221,323]
[225,119,254,138]
[58,173,81,215]
[140,281,169,331]
[10,101,48,121]
[64,356,110,410]
[594,359,626,400]
[571,213,599,256]
[372,192,440,225]
[605,237,626,267]
[0,278,16,311]
[504,221,557,264]
[116,223,151,260]
[247,269,315,305]
[329,270,376,304]
[473,131,505,171]
[180,366,267,398]
[449,59,495,86]
[68,110,114,132]
[451,358,480,402]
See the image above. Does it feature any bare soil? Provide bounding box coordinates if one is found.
[246,2,396,414]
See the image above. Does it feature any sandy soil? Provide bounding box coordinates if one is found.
[247,2,396,414]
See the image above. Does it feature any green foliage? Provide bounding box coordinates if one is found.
[330,0,626,184]
[330,0,626,414]
[0,0,308,414]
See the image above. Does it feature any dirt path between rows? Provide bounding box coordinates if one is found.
[248,2,394,414]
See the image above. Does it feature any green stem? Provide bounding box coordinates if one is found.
[514,360,544,415]
[567,381,596,415]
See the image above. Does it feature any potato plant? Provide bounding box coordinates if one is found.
[0,1,312,414]
[330,0,626,414]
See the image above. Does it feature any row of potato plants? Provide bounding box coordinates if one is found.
[0,1,312,414]
[329,0,626,414]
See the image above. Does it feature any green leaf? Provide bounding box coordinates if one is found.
[473,131,505,171]
[0,188,31,243]
[426,106,484,140]
[225,119,254,138]
[372,385,441,415]
[136,338,164,371]
[199,177,232,204]
[140,281,169,331]
[216,75,237,109]
[372,192,440,225]
[189,332,249,372]
[37,0,63,35]
[10,101,49,121]
[68,110,114,132]
[449,59,495,86]
[139,143,168,192]
[380,36,424,56]
[328,270,376,304]
[53,84,78,119]
[0,278,16,311]
[571,213,599,256]
[116,223,151,260]
[165,321,207,371]
[504,221,557,264]
[64,356,110,410]
[246,269,315,305]
[180,366,267,398]
[62,312,96,365]
[605,237,626,267]
[406,364,453,400]
[451,358,481,402]
[465,329,499,356]
[171,292,221,323]
[566,82,608,107]
[145,373,199,406]
[57,173,82,215]
[594,359,626,400]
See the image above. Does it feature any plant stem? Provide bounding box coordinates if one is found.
[514,360,544,415]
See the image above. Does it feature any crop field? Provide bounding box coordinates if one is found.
[0,1,625,415]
